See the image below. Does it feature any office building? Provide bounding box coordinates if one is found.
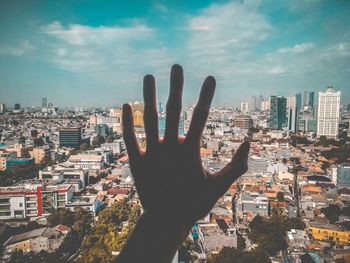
[240,102,249,113]
[248,96,257,112]
[94,124,111,137]
[0,103,5,114]
[42,96,47,108]
[317,86,341,139]
[59,127,82,148]
[309,91,315,108]
[303,91,309,107]
[287,107,299,133]
[261,99,270,111]
[337,163,350,188]
[295,93,302,110]
[257,95,264,111]
[269,96,287,129]
[14,103,20,110]
[287,96,296,108]
[233,115,253,129]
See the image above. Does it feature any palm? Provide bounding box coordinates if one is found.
[123,65,250,225]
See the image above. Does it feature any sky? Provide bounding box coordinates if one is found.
[0,0,349,108]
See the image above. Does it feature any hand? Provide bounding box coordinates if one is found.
[122,64,250,226]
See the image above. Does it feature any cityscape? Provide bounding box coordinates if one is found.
[1,1,350,263]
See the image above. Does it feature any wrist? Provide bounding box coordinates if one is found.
[117,211,192,263]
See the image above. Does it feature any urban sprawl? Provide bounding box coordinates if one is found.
[0,86,350,263]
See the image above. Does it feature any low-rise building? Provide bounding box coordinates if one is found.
[4,225,70,253]
[0,183,74,220]
[307,222,350,245]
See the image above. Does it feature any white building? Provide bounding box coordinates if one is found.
[67,154,103,170]
[240,102,249,113]
[317,86,341,139]
[287,96,296,108]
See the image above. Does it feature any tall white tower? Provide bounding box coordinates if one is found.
[317,86,341,139]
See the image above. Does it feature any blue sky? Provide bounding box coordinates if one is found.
[0,0,349,107]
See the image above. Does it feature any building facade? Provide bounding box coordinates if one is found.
[269,96,287,129]
[317,86,341,139]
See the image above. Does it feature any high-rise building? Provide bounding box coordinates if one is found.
[287,107,299,133]
[0,103,5,114]
[317,86,341,139]
[42,96,47,108]
[308,92,315,108]
[14,104,20,110]
[240,102,249,113]
[59,127,82,148]
[257,95,264,111]
[303,91,309,107]
[287,96,296,108]
[295,93,302,110]
[233,115,253,129]
[269,96,287,129]
[261,100,270,111]
[248,96,257,112]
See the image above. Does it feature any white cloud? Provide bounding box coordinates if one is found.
[277,42,314,54]
[41,21,153,46]
[153,4,169,13]
[0,40,34,56]
[268,66,286,74]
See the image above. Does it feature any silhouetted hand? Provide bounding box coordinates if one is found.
[118,64,250,263]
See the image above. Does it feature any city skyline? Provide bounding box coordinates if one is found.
[1,0,350,107]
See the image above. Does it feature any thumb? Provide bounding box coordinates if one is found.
[209,141,250,196]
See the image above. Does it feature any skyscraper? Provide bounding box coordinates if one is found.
[59,127,82,148]
[303,91,309,107]
[269,96,287,129]
[248,96,257,112]
[0,103,5,114]
[287,96,296,108]
[308,91,315,108]
[257,95,264,111]
[42,96,47,108]
[287,107,299,133]
[295,93,302,110]
[317,86,341,139]
[14,104,20,110]
[240,102,249,113]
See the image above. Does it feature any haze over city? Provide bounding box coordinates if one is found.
[1,0,350,107]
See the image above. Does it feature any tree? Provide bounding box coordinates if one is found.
[34,137,44,146]
[276,192,285,202]
[79,143,90,151]
[207,247,271,263]
[78,201,141,263]
[106,135,114,143]
[321,204,341,224]
[319,135,329,146]
[31,129,38,138]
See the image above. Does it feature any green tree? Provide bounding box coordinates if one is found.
[106,135,114,143]
[79,143,90,151]
[321,204,341,223]
[276,192,285,202]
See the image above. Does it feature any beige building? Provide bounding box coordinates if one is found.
[0,152,17,171]
[29,147,50,164]
[4,225,71,254]
[4,144,26,158]
[130,101,144,127]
